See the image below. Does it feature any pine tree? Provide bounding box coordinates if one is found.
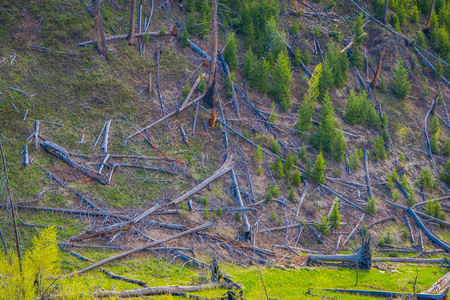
[275,157,285,179]
[271,50,293,111]
[312,152,326,184]
[270,139,280,154]
[344,90,360,125]
[312,111,335,153]
[416,30,426,48]
[294,48,302,67]
[224,33,238,70]
[366,197,377,214]
[319,92,334,121]
[332,127,347,161]
[293,169,302,186]
[348,148,363,170]
[288,187,295,202]
[290,22,300,35]
[424,198,446,220]
[329,200,342,228]
[318,59,334,96]
[297,64,322,132]
[440,159,450,185]
[302,50,311,66]
[318,213,330,236]
[372,136,387,161]
[418,167,438,192]
[243,48,256,81]
[285,152,294,173]
[255,58,270,92]
[391,59,411,99]
[303,158,313,179]
[430,115,440,135]
[353,13,365,46]
[254,145,263,163]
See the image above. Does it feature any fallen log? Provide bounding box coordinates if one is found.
[386,200,450,228]
[41,141,107,185]
[323,288,448,300]
[94,282,235,298]
[425,99,437,172]
[78,31,160,46]
[71,221,215,276]
[372,257,448,264]
[126,93,205,141]
[100,120,111,155]
[339,213,364,250]
[363,150,373,200]
[425,271,450,295]
[366,217,395,229]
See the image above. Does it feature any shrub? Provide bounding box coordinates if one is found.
[270,139,280,154]
[348,148,363,170]
[290,22,300,35]
[366,197,377,214]
[271,184,280,197]
[183,82,191,96]
[391,59,411,99]
[254,145,263,163]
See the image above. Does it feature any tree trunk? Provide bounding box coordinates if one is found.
[203,0,218,108]
[425,0,436,29]
[93,0,108,57]
[127,0,137,45]
[382,0,388,24]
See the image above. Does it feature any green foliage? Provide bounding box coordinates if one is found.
[180,32,190,47]
[275,157,285,179]
[348,148,363,170]
[288,187,295,202]
[442,140,450,156]
[243,129,250,138]
[378,236,386,248]
[332,127,347,161]
[317,213,330,236]
[270,139,280,154]
[256,165,262,176]
[294,48,302,67]
[312,152,326,184]
[297,64,322,132]
[224,34,238,70]
[418,167,438,192]
[386,168,399,190]
[199,195,209,206]
[293,169,302,186]
[216,206,223,217]
[312,105,336,153]
[391,59,411,99]
[431,115,441,136]
[430,115,441,154]
[372,136,387,161]
[269,101,278,124]
[353,13,365,46]
[406,191,416,207]
[285,152,294,173]
[198,76,206,93]
[271,184,280,197]
[159,24,167,35]
[344,90,380,128]
[184,82,191,96]
[424,198,446,220]
[203,207,210,219]
[0,227,92,299]
[290,22,300,35]
[379,75,387,92]
[329,200,342,228]
[318,42,349,95]
[271,51,293,111]
[400,173,409,190]
[225,76,232,98]
[392,189,401,202]
[366,197,377,214]
[439,159,450,185]
[254,145,264,163]
[243,48,270,92]
[143,32,150,43]
[235,212,241,222]
[266,189,274,201]
[431,134,441,154]
[302,50,311,66]
[299,145,307,161]
[303,158,313,180]
[270,211,282,225]
[436,61,444,80]
[350,47,364,68]
[416,30,426,49]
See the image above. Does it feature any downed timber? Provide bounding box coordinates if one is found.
[320,184,367,214]
[230,169,251,238]
[308,236,372,270]
[116,164,176,175]
[425,271,450,295]
[78,31,160,46]
[363,150,373,200]
[34,120,40,150]
[425,99,437,172]
[180,75,202,109]
[41,141,107,185]
[296,186,309,218]
[100,120,111,155]
[405,212,415,245]
[386,200,450,228]
[167,157,234,206]
[366,217,395,229]
[91,122,106,151]
[180,125,189,145]
[323,289,448,300]
[126,93,205,141]
[23,145,29,166]
[273,245,327,254]
[339,213,364,250]
[72,221,215,276]
[372,257,448,264]
[0,204,129,220]
[94,282,235,298]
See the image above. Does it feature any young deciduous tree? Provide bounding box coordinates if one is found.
[391,59,411,99]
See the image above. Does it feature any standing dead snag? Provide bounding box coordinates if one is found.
[203,0,218,109]
[370,45,387,89]
[425,0,437,30]
[127,0,137,45]
[382,0,388,24]
[92,0,108,57]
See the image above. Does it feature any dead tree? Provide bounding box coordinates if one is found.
[382,0,388,24]
[127,0,137,45]
[370,45,387,89]
[203,0,218,109]
[425,0,437,30]
[93,0,108,57]
[307,235,372,269]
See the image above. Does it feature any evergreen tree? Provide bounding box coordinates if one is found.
[418,167,438,192]
[312,110,335,153]
[224,33,238,70]
[244,21,256,49]
[366,197,377,214]
[353,13,365,46]
[243,48,256,81]
[275,157,285,179]
[372,136,387,161]
[348,148,363,170]
[391,59,411,99]
[416,30,426,48]
[303,158,313,180]
[302,50,311,65]
[312,152,326,184]
[424,198,446,220]
[255,58,270,92]
[332,126,347,161]
[285,152,294,173]
[319,92,334,121]
[271,50,293,111]
[294,48,302,67]
[318,213,330,236]
[329,200,342,228]
[271,139,280,154]
[440,159,450,185]
[290,22,300,35]
[344,90,360,125]
[430,115,441,135]
[297,64,322,132]
[318,59,334,96]
[293,169,302,186]
[254,145,264,163]
[288,187,296,202]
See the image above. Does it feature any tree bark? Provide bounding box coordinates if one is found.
[370,45,387,89]
[127,0,137,45]
[382,0,388,24]
[425,0,437,30]
[203,0,218,108]
[93,0,108,57]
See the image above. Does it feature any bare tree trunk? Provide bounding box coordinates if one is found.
[425,0,436,29]
[127,0,137,45]
[370,45,387,89]
[382,0,388,24]
[93,0,108,57]
[203,0,218,108]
